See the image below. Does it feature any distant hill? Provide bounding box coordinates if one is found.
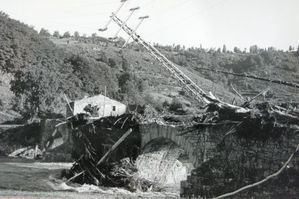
[0,12,298,123]
[0,13,122,122]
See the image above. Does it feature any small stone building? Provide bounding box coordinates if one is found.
[66,94,127,119]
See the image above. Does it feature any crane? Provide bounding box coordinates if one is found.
[99,1,248,111]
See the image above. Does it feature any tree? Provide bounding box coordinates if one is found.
[74,31,80,40]
[63,31,71,38]
[108,58,116,68]
[53,31,60,38]
[289,45,294,52]
[249,45,258,54]
[91,33,97,42]
[233,47,241,53]
[39,28,51,37]
[222,44,227,53]
[267,46,276,51]
[0,11,9,18]
[297,45,299,55]
[91,33,97,38]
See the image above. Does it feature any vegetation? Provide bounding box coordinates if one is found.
[0,12,298,123]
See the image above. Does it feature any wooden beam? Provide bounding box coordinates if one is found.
[96,128,132,166]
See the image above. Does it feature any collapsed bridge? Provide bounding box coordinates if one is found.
[54,98,298,198]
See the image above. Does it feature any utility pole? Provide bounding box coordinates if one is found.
[114,7,140,38]
[110,14,211,104]
[98,1,227,106]
[98,0,128,32]
[122,15,149,48]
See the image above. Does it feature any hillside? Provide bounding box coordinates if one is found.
[0,12,298,123]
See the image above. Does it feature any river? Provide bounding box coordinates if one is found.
[0,156,71,191]
[0,156,179,199]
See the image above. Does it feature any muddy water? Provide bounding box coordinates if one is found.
[0,156,69,191]
[0,156,179,198]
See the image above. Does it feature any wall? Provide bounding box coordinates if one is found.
[71,95,127,118]
[180,127,299,198]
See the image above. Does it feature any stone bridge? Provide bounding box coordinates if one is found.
[39,119,232,167]
[139,122,232,167]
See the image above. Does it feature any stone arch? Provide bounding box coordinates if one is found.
[139,123,200,167]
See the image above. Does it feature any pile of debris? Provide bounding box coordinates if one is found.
[8,145,42,159]
[61,113,161,191]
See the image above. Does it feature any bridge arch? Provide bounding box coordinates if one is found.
[139,123,201,167]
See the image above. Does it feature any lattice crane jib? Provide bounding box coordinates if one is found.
[97,0,231,106]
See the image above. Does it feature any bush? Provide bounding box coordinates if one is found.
[0,11,9,18]
[108,58,116,68]
[162,100,170,107]
[39,28,51,37]
[169,98,183,112]
[62,31,71,38]
[53,31,60,38]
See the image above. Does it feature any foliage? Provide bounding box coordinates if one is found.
[222,44,227,53]
[39,28,51,37]
[169,98,184,113]
[0,11,9,18]
[53,31,60,38]
[233,47,241,53]
[108,58,116,68]
[74,31,80,40]
[62,31,71,38]
[0,13,298,121]
[0,14,119,119]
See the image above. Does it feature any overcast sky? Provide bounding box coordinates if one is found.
[1,0,298,50]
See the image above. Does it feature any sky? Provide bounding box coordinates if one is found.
[1,0,299,50]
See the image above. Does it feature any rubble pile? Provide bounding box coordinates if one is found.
[62,113,153,190]
[61,109,189,193]
[8,145,42,159]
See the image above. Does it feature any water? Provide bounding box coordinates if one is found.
[0,156,179,198]
[0,156,70,191]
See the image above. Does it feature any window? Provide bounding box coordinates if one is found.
[112,106,116,111]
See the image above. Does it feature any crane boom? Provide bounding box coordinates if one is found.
[111,14,215,104]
